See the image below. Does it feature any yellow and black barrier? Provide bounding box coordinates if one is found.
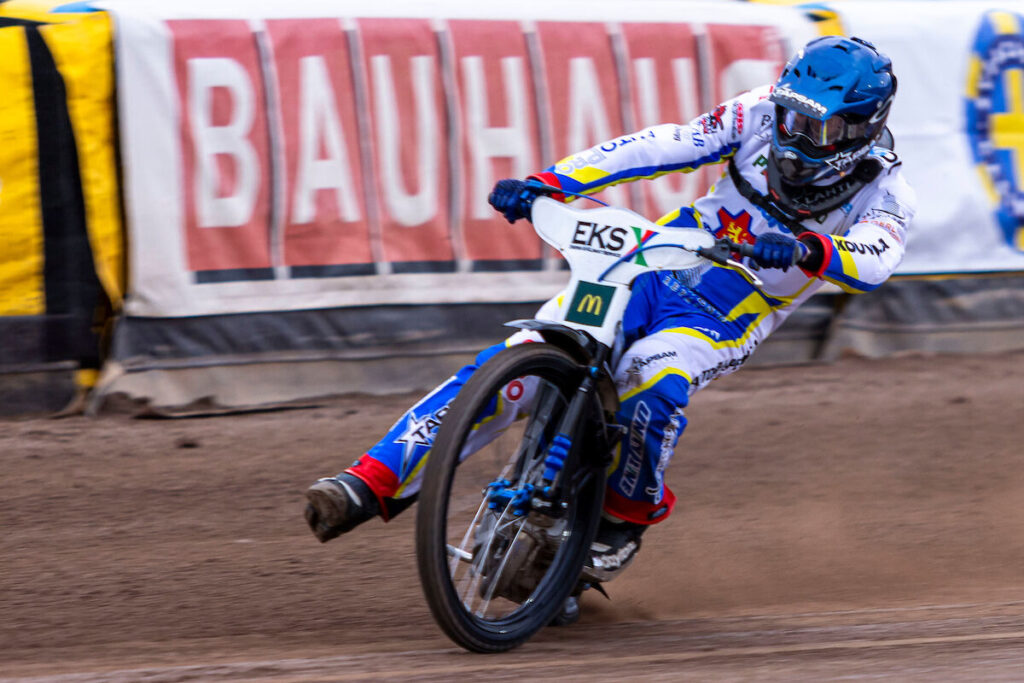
[0,2,122,411]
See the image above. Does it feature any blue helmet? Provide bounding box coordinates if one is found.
[768,36,896,191]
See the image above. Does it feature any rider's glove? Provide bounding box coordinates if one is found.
[488,179,541,224]
[750,232,809,271]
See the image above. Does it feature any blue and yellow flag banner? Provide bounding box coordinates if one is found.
[965,10,1024,252]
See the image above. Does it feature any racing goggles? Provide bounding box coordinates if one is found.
[776,105,881,158]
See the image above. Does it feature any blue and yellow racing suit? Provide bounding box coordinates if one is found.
[345,84,916,525]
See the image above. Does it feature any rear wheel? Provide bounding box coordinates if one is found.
[416,343,606,652]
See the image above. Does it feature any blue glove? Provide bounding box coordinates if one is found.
[750,233,807,271]
[488,179,540,224]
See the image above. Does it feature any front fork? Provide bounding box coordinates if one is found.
[486,343,623,518]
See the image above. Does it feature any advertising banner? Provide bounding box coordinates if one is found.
[107,0,812,318]
[359,18,454,272]
[621,22,706,219]
[449,19,546,268]
[835,1,1024,274]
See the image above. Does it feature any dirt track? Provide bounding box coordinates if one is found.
[3,350,1024,681]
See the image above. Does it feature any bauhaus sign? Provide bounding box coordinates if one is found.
[114,6,792,317]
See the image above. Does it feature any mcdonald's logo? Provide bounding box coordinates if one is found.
[577,293,603,315]
[565,280,615,327]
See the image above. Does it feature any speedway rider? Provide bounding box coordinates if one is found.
[305,36,915,597]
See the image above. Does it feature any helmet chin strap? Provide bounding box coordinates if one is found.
[728,159,810,236]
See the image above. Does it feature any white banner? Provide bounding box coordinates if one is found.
[834,0,1024,274]
[103,0,813,317]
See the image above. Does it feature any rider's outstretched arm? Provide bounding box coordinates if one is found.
[795,166,916,292]
[528,87,764,200]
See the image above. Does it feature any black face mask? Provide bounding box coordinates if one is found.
[773,151,823,185]
[765,152,883,219]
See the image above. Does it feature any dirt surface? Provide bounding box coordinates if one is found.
[3,350,1024,681]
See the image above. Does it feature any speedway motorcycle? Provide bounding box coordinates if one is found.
[415,189,759,652]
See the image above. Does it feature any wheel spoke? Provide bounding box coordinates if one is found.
[446,544,472,562]
[475,515,528,618]
[449,494,489,576]
[458,497,515,613]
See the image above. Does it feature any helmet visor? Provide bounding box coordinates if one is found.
[777,106,881,157]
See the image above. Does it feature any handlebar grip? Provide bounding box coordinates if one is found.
[695,245,720,263]
[697,238,755,266]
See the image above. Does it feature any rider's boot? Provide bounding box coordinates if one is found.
[304,473,380,542]
[582,514,647,582]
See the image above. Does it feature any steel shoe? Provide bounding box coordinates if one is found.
[581,516,646,583]
[304,473,380,543]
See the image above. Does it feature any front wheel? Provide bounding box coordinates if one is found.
[415,343,607,652]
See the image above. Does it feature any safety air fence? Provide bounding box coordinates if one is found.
[0,0,1022,415]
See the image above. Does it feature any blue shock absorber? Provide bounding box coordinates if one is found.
[542,433,573,483]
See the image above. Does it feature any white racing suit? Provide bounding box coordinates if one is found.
[346,84,916,525]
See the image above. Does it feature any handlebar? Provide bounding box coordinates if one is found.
[694,238,763,286]
[696,238,755,266]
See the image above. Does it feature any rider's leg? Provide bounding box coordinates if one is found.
[605,337,692,526]
[306,338,517,541]
[306,296,567,541]
[584,333,691,576]
[588,309,755,575]
[608,321,755,515]
[603,257,761,524]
